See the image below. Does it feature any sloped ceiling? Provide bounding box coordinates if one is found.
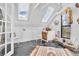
[13,3,62,27]
[28,3,62,27]
[0,3,75,28]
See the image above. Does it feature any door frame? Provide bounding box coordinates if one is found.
[4,3,14,56]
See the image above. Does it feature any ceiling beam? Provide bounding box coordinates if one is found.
[33,3,40,10]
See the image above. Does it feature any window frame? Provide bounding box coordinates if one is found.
[18,3,29,20]
[61,15,71,39]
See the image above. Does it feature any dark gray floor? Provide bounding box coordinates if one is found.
[12,40,36,56]
[1,39,79,56]
[12,39,63,56]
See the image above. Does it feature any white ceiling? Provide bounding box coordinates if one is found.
[0,3,62,27]
[0,3,75,28]
[22,3,62,27]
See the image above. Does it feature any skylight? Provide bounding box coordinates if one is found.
[42,7,54,22]
[18,3,29,20]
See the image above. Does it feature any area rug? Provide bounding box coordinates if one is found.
[30,45,72,56]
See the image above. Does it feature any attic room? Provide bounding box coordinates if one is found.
[0,3,79,56]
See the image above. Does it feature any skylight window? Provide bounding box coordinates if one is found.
[42,7,54,22]
[18,3,29,20]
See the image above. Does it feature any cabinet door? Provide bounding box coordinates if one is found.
[42,32,47,40]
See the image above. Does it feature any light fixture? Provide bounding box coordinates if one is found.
[42,7,54,22]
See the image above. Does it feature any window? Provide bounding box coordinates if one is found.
[42,7,54,22]
[18,3,29,20]
[61,14,71,39]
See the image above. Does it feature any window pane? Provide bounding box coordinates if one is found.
[18,3,29,20]
[62,26,71,39]
[62,14,69,25]
[7,33,11,53]
[0,34,5,45]
[0,21,2,32]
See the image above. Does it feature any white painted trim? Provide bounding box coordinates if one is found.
[4,50,13,56]
[0,32,11,34]
[11,3,14,55]
[1,3,15,56]
[14,38,35,43]
[5,3,7,55]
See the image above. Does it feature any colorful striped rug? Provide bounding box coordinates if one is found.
[30,45,72,56]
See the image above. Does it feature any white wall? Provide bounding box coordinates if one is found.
[71,7,79,44]
[50,15,61,38]
[13,26,42,43]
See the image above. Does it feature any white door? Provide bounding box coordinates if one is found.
[4,3,14,56]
